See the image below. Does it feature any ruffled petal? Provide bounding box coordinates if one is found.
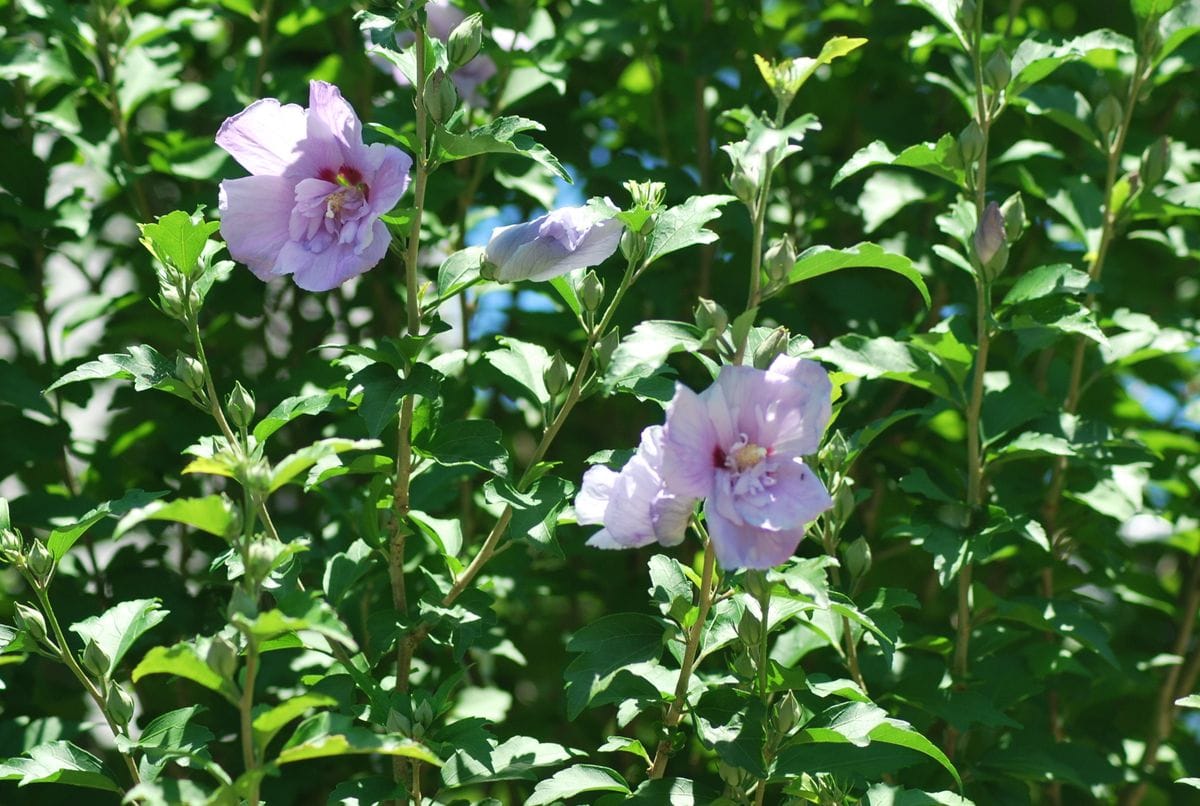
[601,453,660,547]
[731,459,832,530]
[651,494,695,546]
[216,98,308,176]
[283,220,391,291]
[302,80,362,169]
[586,528,624,549]
[575,466,617,526]
[704,503,807,571]
[661,384,718,499]
[218,175,297,280]
[364,144,413,215]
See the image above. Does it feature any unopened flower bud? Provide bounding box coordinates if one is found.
[1141,137,1170,189]
[227,382,255,430]
[26,540,54,585]
[958,120,985,165]
[973,201,1009,282]
[819,431,849,471]
[595,328,619,371]
[983,47,1011,91]
[580,271,604,313]
[956,0,978,32]
[543,352,569,398]
[81,640,112,678]
[742,569,771,600]
[729,169,758,205]
[737,607,762,646]
[387,707,412,735]
[764,236,797,286]
[423,68,458,126]
[1000,192,1025,242]
[0,528,23,559]
[446,13,483,69]
[247,540,280,582]
[176,354,205,395]
[158,284,187,321]
[694,298,728,338]
[1094,95,1122,143]
[206,635,239,680]
[105,683,135,727]
[776,691,802,734]
[752,327,789,370]
[834,483,856,526]
[14,602,47,644]
[843,536,872,580]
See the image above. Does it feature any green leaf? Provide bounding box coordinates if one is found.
[818,334,960,403]
[133,642,240,704]
[602,320,702,393]
[803,701,888,748]
[323,539,375,605]
[486,476,575,552]
[138,209,219,275]
[834,135,965,188]
[46,345,193,401]
[271,438,383,491]
[999,263,1096,306]
[527,765,630,805]
[787,243,930,307]
[69,599,168,676]
[564,614,668,719]
[253,693,338,754]
[436,246,485,301]
[1009,31,1135,95]
[1176,695,1200,709]
[47,489,166,559]
[116,45,181,122]
[408,511,464,559]
[254,391,340,442]
[1001,296,1107,346]
[483,336,556,407]
[864,783,974,805]
[115,495,238,540]
[434,117,570,182]
[440,734,576,787]
[643,195,737,266]
[903,0,969,49]
[1157,0,1200,64]
[869,720,962,789]
[695,688,767,777]
[277,713,440,766]
[352,362,440,438]
[414,419,508,475]
[597,735,651,764]
[0,740,120,792]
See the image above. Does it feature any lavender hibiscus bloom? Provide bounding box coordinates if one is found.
[575,426,696,550]
[216,81,412,291]
[485,204,623,282]
[661,355,834,569]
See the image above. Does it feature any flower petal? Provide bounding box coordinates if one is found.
[218,175,297,280]
[704,503,807,570]
[216,98,308,176]
[303,80,363,169]
[282,220,391,291]
[662,384,718,499]
[364,144,413,215]
[731,459,832,530]
[575,466,617,526]
[651,494,695,546]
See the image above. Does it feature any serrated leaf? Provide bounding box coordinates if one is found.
[434,117,570,182]
[69,599,168,676]
[787,243,930,307]
[483,336,556,407]
[133,642,239,704]
[643,195,737,266]
[47,489,166,559]
[253,693,338,754]
[1000,263,1096,306]
[834,134,965,188]
[436,246,485,300]
[115,495,237,540]
[351,363,440,438]
[414,419,508,475]
[526,764,630,805]
[139,209,219,275]
[0,740,120,792]
[277,713,440,766]
[254,391,339,442]
[46,345,193,401]
[271,438,382,492]
[564,614,667,719]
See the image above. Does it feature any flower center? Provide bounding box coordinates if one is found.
[730,442,767,472]
[721,433,775,497]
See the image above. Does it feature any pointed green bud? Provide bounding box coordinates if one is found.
[843,536,872,580]
[729,170,758,206]
[776,691,802,735]
[206,635,239,680]
[423,68,458,125]
[752,327,789,370]
[833,482,856,526]
[247,539,281,582]
[176,354,205,395]
[1094,95,1122,143]
[26,540,54,585]
[446,12,483,69]
[983,47,1011,92]
[1141,137,1170,189]
[158,283,187,322]
[742,569,771,600]
[737,606,762,646]
[623,179,667,213]
[0,528,23,560]
[1000,191,1025,242]
[543,352,569,398]
[81,640,112,678]
[580,271,604,313]
[227,382,255,430]
[694,298,728,340]
[764,236,797,287]
[956,0,978,33]
[14,603,47,644]
[819,431,849,472]
[106,682,135,727]
[973,201,1009,282]
[958,120,985,165]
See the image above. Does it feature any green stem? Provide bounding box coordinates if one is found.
[648,532,718,779]
[252,0,274,96]
[239,638,261,806]
[32,586,141,786]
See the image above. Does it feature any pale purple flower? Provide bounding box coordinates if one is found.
[661,355,834,569]
[368,0,532,106]
[575,426,695,550]
[485,204,623,282]
[216,81,412,291]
